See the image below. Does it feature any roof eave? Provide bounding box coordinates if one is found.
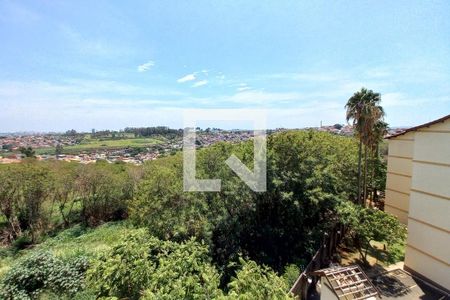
[386,114,450,139]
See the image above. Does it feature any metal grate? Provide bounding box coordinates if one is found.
[314,265,379,300]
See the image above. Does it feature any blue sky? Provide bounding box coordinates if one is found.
[1,0,449,131]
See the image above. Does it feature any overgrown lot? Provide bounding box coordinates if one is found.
[0,131,395,299]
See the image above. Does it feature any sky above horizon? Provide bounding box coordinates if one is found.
[1,0,449,132]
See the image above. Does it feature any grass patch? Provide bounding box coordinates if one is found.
[39,221,135,257]
[0,221,137,277]
[339,236,406,268]
[35,137,166,154]
[368,239,406,265]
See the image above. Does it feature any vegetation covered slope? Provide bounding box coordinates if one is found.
[0,130,367,299]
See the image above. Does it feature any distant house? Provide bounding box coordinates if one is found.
[384,114,450,291]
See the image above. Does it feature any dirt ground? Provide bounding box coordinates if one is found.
[339,240,387,266]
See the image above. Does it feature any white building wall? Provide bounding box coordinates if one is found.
[403,118,450,290]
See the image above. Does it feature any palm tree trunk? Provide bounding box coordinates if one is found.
[357,138,362,205]
[370,144,378,207]
[369,151,374,208]
[373,143,379,204]
[363,145,368,207]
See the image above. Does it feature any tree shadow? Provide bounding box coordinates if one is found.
[370,268,411,298]
[366,242,405,265]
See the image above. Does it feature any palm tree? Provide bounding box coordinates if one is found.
[361,105,385,204]
[368,120,388,207]
[345,88,383,206]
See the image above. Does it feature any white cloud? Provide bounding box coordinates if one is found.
[80,98,167,106]
[137,61,155,72]
[0,79,188,109]
[192,80,208,87]
[382,92,450,108]
[237,83,251,92]
[226,90,301,104]
[3,59,449,131]
[177,73,196,83]
[237,86,251,92]
[382,92,409,107]
[0,79,187,99]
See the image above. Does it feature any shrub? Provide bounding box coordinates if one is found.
[0,251,88,299]
[87,230,293,299]
[129,159,211,242]
[88,230,223,300]
[48,256,89,294]
[11,235,32,252]
[282,264,301,287]
[141,238,223,300]
[226,258,294,299]
[86,230,156,299]
[337,201,407,263]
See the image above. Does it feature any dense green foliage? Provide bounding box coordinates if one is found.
[337,201,406,263]
[130,131,359,275]
[129,156,211,242]
[225,258,292,299]
[0,224,294,299]
[0,251,88,299]
[87,230,221,299]
[19,147,36,158]
[124,126,182,137]
[0,160,140,244]
[1,130,385,299]
[87,229,292,300]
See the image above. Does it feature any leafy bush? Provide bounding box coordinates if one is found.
[87,230,294,299]
[35,289,97,300]
[88,230,222,300]
[11,235,33,252]
[75,162,133,227]
[142,238,222,299]
[226,258,294,299]
[86,230,156,299]
[337,201,407,263]
[0,251,88,299]
[129,157,211,242]
[48,256,89,294]
[282,264,301,287]
[0,246,13,259]
[0,160,138,246]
